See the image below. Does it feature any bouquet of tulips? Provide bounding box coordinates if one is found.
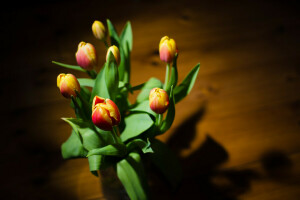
[53,19,200,199]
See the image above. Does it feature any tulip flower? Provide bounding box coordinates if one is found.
[75,42,97,70]
[92,20,106,41]
[92,96,121,131]
[149,88,169,114]
[57,73,80,98]
[159,36,177,63]
[106,45,120,65]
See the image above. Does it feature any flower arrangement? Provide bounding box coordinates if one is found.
[53,19,200,199]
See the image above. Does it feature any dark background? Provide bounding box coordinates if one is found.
[1,0,300,199]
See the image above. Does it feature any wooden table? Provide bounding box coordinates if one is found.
[1,0,299,199]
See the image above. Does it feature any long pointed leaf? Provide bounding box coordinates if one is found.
[107,19,120,46]
[174,63,200,103]
[91,67,110,101]
[78,78,95,87]
[52,61,87,72]
[117,152,149,200]
[120,21,133,56]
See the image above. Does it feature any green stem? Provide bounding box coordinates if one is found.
[112,127,119,144]
[164,63,170,90]
[87,70,97,79]
[71,96,87,120]
[156,114,163,127]
[115,126,121,137]
[75,91,91,118]
[130,83,145,91]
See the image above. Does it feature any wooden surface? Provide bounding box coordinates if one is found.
[1,0,300,199]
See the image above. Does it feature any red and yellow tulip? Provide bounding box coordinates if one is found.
[106,45,120,65]
[92,96,121,131]
[75,42,97,70]
[149,88,169,114]
[57,73,80,98]
[159,36,177,63]
[92,20,106,41]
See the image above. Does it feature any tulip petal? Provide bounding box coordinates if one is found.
[92,96,105,110]
[92,105,113,131]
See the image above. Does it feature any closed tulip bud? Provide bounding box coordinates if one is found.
[57,73,80,98]
[159,36,177,63]
[75,42,97,70]
[149,88,169,114]
[92,96,121,131]
[106,45,120,65]
[92,20,106,41]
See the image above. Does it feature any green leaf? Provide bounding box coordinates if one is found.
[105,52,119,101]
[61,130,88,159]
[118,42,131,84]
[126,138,153,154]
[115,93,129,114]
[130,100,157,117]
[120,21,133,56]
[91,67,110,101]
[87,144,127,157]
[117,152,149,200]
[160,86,175,133]
[94,126,115,145]
[136,78,163,103]
[118,81,126,89]
[52,61,86,72]
[120,113,154,142]
[107,19,120,46]
[62,118,105,151]
[149,139,182,189]
[88,155,103,176]
[174,63,200,103]
[118,21,132,83]
[78,78,95,87]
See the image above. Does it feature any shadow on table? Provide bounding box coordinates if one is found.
[260,150,293,182]
[154,105,294,200]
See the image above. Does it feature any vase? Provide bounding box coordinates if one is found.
[99,167,129,200]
